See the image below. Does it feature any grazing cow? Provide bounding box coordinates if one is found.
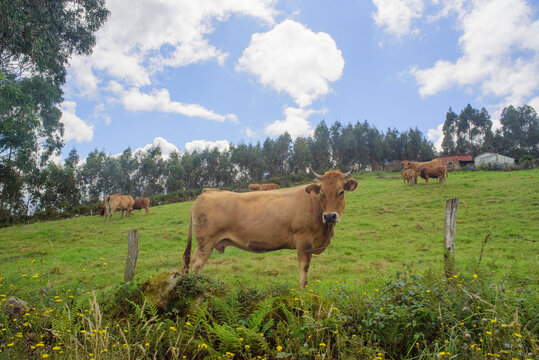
[402,159,442,172]
[183,169,358,288]
[402,169,417,185]
[261,183,280,191]
[202,188,221,193]
[248,184,262,192]
[419,165,447,184]
[249,183,280,191]
[132,198,151,215]
[99,193,123,216]
[103,195,134,221]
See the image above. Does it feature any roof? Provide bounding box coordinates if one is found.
[476,153,514,161]
[437,155,473,162]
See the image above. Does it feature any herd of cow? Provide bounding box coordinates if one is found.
[99,194,150,221]
[99,161,445,287]
[401,159,448,185]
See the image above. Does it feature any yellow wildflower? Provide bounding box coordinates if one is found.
[276,346,283,351]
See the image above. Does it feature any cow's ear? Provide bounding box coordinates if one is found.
[305,183,321,194]
[344,179,358,192]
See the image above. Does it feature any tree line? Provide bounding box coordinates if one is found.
[2,102,538,226]
[441,104,539,159]
[1,120,437,225]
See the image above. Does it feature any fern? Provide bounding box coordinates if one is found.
[247,297,274,332]
[143,295,159,319]
[208,322,242,353]
[211,295,241,325]
[125,297,144,322]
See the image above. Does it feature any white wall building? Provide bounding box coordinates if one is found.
[474,153,515,168]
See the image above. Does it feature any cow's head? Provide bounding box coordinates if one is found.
[305,169,358,224]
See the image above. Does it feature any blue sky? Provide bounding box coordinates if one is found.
[59,0,539,160]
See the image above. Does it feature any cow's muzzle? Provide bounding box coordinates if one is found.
[323,212,339,224]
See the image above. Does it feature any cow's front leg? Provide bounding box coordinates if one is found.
[297,244,312,288]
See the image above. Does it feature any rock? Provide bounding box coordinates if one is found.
[142,269,184,311]
[3,296,29,319]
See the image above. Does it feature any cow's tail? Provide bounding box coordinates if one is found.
[183,213,193,272]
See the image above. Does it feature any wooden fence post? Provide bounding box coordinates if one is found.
[444,197,459,278]
[124,230,139,282]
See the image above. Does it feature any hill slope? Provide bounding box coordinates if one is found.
[1,170,537,298]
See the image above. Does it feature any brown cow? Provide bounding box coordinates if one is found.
[183,169,358,288]
[248,184,262,192]
[103,195,134,221]
[261,183,280,190]
[249,183,280,191]
[99,193,123,216]
[402,169,417,185]
[132,198,151,215]
[419,165,447,184]
[402,159,442,172]
[202,188,221,193]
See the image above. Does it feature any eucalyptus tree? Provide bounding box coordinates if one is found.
[0,0,108,224]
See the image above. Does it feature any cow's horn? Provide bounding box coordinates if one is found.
[343,168,354,178]
[309,167,322,179]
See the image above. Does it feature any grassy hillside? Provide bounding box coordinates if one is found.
[1,169,538,300]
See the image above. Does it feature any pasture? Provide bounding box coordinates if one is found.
[1,169,538,359]
[1,170,537,299]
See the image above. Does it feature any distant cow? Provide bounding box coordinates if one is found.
[419,165,447,184]
[248,183,280,191]
[261,183,280,191]
[99,193,123,216]
[402,159,442,172]
[248,184,262,192]
[402,169,417,185]
[103,195,134,221]
[202,188,221,193]
[132,198,150,215]
[184,168,358,288]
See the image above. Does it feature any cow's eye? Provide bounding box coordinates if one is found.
[338,190,345,197]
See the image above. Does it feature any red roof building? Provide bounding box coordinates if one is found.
[437,155,474,168]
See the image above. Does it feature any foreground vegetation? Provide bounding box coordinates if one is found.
[1,170,538,358]
[0,268,537,359]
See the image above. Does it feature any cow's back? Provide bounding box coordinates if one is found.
[192,185,318,240]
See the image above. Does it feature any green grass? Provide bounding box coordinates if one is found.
[1,169,538,301]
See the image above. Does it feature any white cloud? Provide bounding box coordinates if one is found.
[236,19,344,108]
[109,83,237,122]
[372,0,424,38]
[92,103,111,125]
[185,139,230,153]
[427,122,444,152]
[264,106,327,138]
[60,101,94,143]
[243,127,257,137]
[529,96,539,113]
[68,0,277,94]
[410,0,539,107]
[134,137,180,159]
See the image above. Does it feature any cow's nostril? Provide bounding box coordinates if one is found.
[323,213,338,223]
